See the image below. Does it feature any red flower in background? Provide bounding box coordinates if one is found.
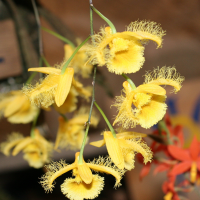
[168,136,200,183]
[162,176,180,200]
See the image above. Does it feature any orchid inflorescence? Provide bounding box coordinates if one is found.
[0,1,189,200]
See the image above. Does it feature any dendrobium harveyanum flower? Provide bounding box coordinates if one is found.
[40,152,125,200]
[22,62,74,108]
[90,131,152,170]
[1,129,53,168]
[55,107,99,150]
[113,67,184,129]
[85,20,165,74]
[0,90,39,124]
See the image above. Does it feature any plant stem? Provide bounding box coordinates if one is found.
[79,66,97,164]
[61,35,91,75]
[90,5,117,34]
[94,101,116,138]
[31,0,43,57]
[42,27,75,48]
[30,109,40,138]
[122,73,136,90]
[79,0,96,164]
[42,56,50,67]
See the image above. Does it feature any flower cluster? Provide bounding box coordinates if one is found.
[0,3,186,200]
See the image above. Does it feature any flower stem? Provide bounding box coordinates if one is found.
[30,109,40,138]
[42,27,75,48]
[42,56,50,67]
[122,73,136,90]
[94,101,117,138]
[61,35,91,75]
[90,5,117,34]
[79,1,96,164]
[79,66,97,164]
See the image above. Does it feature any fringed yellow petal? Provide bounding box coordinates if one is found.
[144,66,184,93]
[28,67,61,75]
[126,20,166,47]
[61,175,104,200]
[135,84,166,96]
[78,161,93,184]
[12,137,33,156]
[55,68,74,107]
[88,156,125,187]
[106,37,145,74]
[0,133,24,156]
[4,95,27,117]
[40,160,76,192]
[136,95,167,128]
[126,139,153,164]
[23,74,59,108]
[104,131,124,169]
[90,139,105,148]
[113,89,138,129]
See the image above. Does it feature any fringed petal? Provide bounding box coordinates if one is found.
[87,156,125,187]
[40,160,76,192]
[126,20,166,48]
[0,132,24,156]
[23,74,59,108]
[61,175,104,200]
[144,66,184,93]
[106,38,145,74]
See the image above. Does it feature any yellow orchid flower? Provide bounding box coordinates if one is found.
[40,152,125,200]
[1,129,53,168]
[90,131,152,170]
[55,107,99,150]
[22,62,74,108]
[64,39,93,78]
[113,67,184,129]
[0,90,39,124]
[85,20,165,74]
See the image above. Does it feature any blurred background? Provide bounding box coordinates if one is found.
[0,0,200,199]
